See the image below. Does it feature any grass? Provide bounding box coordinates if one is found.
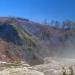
[16,28,35,47]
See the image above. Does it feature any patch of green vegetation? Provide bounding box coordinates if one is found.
[16,27,36,48]
[62,66,74,75]
[17,28,30,40]
[16,27,37,60]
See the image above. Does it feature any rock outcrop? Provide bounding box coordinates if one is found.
[0,67,44,75]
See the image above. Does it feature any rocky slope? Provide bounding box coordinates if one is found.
[0,17,75,59]
[0,67,44,75]
[0,17,44,65]
[0,62,44,75]
[0,17,75,62]
[0,17,75,75]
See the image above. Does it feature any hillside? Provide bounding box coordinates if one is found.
[0,17,44,65]
[0,17,75,75]
[0,17,75,63]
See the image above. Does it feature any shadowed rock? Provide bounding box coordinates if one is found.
[0,24,22,45]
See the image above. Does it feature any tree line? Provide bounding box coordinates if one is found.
[42,19,75,30]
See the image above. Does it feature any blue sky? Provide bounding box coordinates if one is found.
[0,0,75,22]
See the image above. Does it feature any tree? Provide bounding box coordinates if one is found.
[43,19,48,25]
[50,20,55,26]
[55,21,60,28]
[62,20,75,30]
